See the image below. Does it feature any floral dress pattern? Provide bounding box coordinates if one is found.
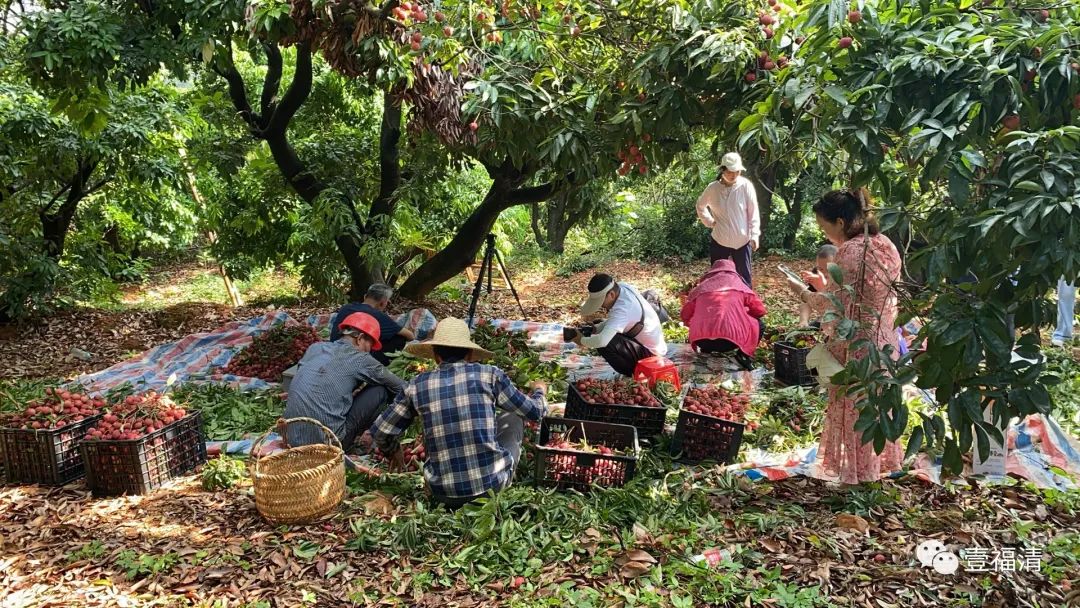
[807,233,904,484]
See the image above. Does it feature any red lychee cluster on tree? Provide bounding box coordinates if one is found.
[756,50,779,72]
[392,1,427,23]
[615,140,650,176]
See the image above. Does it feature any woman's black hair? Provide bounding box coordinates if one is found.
[812,187,880,239]
[433,345,471,363]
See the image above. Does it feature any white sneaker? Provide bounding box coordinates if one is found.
[1051,338,1064,347]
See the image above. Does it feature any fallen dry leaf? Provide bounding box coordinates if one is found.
[362,493,395,516]
[623,549,656,564]
[632,522,652,544]
[619,561,652,579]
[761,538,783,553]
[836,513,870,534]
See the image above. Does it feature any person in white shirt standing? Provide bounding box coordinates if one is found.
[695,152,761,287]
[569,273,668,377]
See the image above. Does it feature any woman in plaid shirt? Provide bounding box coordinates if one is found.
[371,318,547,509]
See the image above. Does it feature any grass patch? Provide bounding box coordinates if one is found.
[111,264,308,310]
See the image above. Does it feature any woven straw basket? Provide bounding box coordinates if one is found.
[250,417,346,525]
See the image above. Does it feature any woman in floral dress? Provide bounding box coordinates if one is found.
[786,188,904,484]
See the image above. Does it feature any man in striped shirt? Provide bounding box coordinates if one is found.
[284,313,405,449]
[371,318,547,509]
[695,152,761,287]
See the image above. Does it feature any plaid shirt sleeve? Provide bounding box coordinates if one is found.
[491,368,547,421]
[371,385,416,454]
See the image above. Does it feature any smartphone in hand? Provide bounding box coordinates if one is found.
[778,264,807,286]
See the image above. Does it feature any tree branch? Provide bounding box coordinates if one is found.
[506,181,558,205]
[369,96,402,222]
[260,43,283,122]
[266,41,313,136]
[213,47,257,129]
[84,174,112,196]
[40,182,74,215]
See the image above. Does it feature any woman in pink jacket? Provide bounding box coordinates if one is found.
[680,259,767,370]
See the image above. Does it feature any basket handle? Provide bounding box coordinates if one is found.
[250,416,343,476]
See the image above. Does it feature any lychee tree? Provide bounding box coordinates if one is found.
[20,0,775,300]
[1,34,187,319]
[336,0,773,296]
[737,0,1080,472]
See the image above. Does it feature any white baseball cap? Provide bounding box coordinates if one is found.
[580,273,615,317]
[720,152,745,172]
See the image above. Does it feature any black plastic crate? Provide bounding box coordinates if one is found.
[670,409,745,464]
[564,382,666,440]
[0,415,102,486]
[773,342,816,386]
[81,411,207,496]
[535,417,638,492]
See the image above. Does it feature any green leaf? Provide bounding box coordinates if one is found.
[943,441,963,475]
[904,427,925,460]
[827,262,843,287]
[823,85,849,106]
[973,423,990,463]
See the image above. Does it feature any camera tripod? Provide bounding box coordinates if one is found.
[467,234,526,327]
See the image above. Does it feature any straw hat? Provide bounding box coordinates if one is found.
[404,318,494,361]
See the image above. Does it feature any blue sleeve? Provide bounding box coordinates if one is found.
[371,386,416,453]
[492,368,547,422]
[330,303,360,342]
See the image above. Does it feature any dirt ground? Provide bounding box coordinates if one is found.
[0,256,809,381]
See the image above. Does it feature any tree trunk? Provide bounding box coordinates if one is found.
[530,202,547,248]
[397,182,515,300]
[751,163,778,255]
[544,190,570,254]
[536,184,584,254]
[397,165,560,300]
[784,169,809,251]
[220,42,386,301]
[40,161,95,260]
[548,222,571,254]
